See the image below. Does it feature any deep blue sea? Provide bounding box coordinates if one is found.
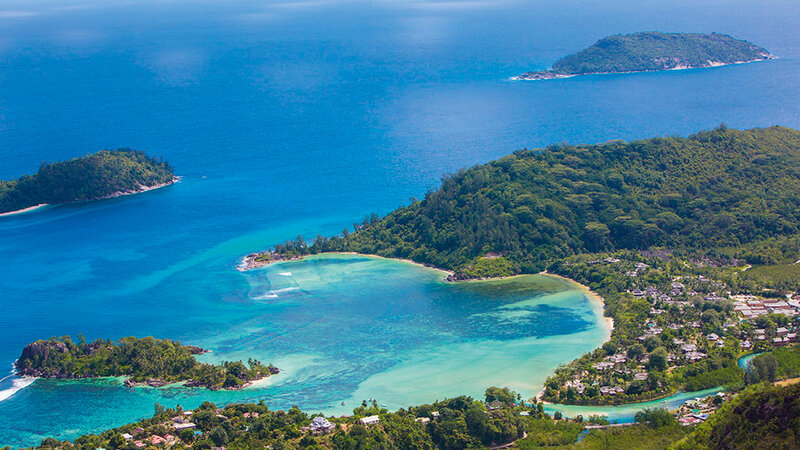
[0,0,798,446]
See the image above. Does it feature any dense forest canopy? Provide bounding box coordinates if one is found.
[277,126,800,277]
[0,149,174,214]
[15,336,277,390]
[516,32,772,79]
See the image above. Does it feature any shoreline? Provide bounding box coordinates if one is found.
[0,176,179,217]
[511,56,774,81]
[539,271,614,334]
[535,271,614,404]
[238,251,456,279]
[0,203,48,217]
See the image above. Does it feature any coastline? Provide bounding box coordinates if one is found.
[0,203,48,217]
[539,271,614,335]
[511,56,774,81]
[96,176,180,201]
[238,251,456,279]
[0,176,179,218]
[535,270,614,404]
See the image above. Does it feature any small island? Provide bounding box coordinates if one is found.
[513,32,773,80]
[0,149,176,215]
[15,336,278,390]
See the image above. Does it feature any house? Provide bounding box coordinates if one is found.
[243,412,260,419]
[593,361,614,371]
[121,433,133,441]
[360,415,380,426]
[740,340,752,350]
[174,422,197,431]
[608,354,627,364]
[133,442,147,449]
[679,417,700,425]
[415,417,431,424]
[707,333,719,341]
[599,386,624,395]
[777,327,789,336]
[686,351,707,361]
[773,337,790,346]
[148,435,167,445]
[486,400,504,410]
[309,416,335,434]
[716,339,726,348]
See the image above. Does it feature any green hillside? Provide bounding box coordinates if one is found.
[276,126,800,277]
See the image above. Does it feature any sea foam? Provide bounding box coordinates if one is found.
[0,377,36,402]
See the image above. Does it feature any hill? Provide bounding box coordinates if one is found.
[265,126,800,278]
[515,32,773,80]
[0,149,175,214]
[671,382,800,449]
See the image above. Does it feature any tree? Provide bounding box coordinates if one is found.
[634,408,676,428]
[484,387,517,405]
[746,354,778,384]
[627,343,646,360]
[648,347,669,371]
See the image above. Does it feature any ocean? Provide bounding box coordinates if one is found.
[0,0,798,445]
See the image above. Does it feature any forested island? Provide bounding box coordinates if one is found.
[0,149,175,215]
[513,32,773,80]
[15,336,278,390]
[25,382,800,449]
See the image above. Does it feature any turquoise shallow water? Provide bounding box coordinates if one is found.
[0,0,799,446]
[0,254,609,445]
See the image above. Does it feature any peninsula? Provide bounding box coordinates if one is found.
[241,125,800,405]
[15,336,278,390]
[513,32,773,80]
[0,149,176,215]
[247,126,800,280]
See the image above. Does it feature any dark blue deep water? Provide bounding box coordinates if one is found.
[0,0,798,445]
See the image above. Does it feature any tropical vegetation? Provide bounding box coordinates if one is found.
[517,32,772,79]
[269,126,800,278]
[0,149,174,214]
[15,336,277,390]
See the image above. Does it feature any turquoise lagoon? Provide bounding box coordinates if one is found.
[0,254,609,445]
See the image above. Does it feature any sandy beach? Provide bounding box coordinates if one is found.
[0,204,48,217]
